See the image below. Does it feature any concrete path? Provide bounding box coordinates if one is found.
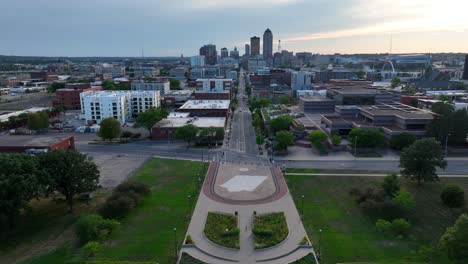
[286,172,468,177]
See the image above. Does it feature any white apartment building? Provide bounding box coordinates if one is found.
[131,80,170,95]
[80,90,160,124]
[291,71,314,90]
[191,55,205,67]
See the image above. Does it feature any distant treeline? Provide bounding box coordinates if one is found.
[0,55,184,65]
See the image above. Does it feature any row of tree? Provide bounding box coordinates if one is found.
[0,151,99,232]
[174,124,224,147]
[428,101,468,145]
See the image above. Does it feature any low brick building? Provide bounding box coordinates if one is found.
[52,85,102,109]
[0,136,75,153]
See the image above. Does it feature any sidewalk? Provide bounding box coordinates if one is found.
[286,173,468,177]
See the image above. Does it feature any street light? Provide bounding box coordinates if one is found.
[318,228,322,259]
[354,136,358,157]
[173,227,177,262]
[301,195,305,220]
[445,133,452,157]
[187,195,192,219]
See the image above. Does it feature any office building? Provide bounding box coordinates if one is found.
[245,44,250,57]
[230,47,239,59]
[200,44,217,65]
[250,36,260,57]
[194,78,233,99]
[170,67,188,81]
[463,55,468,80]
[128,66,159,78]
[191,55,205,67]
[80,90,160,124]
[291,71,314,90]
[131,79,170,95]
[190,68,205,79]
[221,48,229,59]
[204,66,221,78]
[263,28,273,59]
[52,84,102,110]
[179,100,230,117]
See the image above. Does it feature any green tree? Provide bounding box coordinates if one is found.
[390,133,417,151]
[391,77,401,88]
[135,107,169,134]
[0,154,40,229]
[400,138,447,185]
[441,185,465,208]
[275,131,294,150]
[170,79,181,90]
[440,214,468,262]
[270,115,293,134]
[38,110,50,130]
[278,96,290,105]
[175,124,198,146]
[331,134,341,146]
[356,70,366,79]
[256,135,265,145]
[308,130,328,151]
[102,80,116,90]
[427,102,455,143]
[451,109,468,144]
[27,112,42,130]
[47,82,65,93]
[348,128,385,148]
[382,172,400,197]
[391,218,411,237]
[98,117,121,141]
[38,151,100,212]
[393,190,416,210]
[75,214,119,244]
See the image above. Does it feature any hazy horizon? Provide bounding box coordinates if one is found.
[1,0,468,57]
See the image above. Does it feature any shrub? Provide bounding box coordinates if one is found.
[99,195,136,219]
[382,173,400,197]
[376,219,392,233]
[331,134,341,146]
[115,181,151,196]
[131,133,141,139]
[441,185,465,208]
[75,214,120,244]
[185,235,194,244]
[360,199,405,220]
[253,228,273,237]
[121,131,133,138]
[222,228,240,237]
[391,218,411,237]
[81,241,101,258]
[350,187,385,204]
[390,133,416,151]
[393,190,416,210]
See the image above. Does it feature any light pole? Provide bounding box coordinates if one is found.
[318,228,322,259]
[354,136,358,157]
[301,195,305,220]
[173,227,177,262]
[445,133,452,157]
[197,176,201,190]
[187,195,191,219]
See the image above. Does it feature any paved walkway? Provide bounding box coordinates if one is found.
[179,162,317,264]
[286,172,468,177]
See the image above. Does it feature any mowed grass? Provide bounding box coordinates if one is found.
[287,175,468,264]
[93,158,208,263]
[203,212,239,249]
[19,158,208,264]
[253,212,288,249]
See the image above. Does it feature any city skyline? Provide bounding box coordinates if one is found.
[1,0,468,56]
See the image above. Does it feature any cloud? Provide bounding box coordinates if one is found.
[171,0,303,10]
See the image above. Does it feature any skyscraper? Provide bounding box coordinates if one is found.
[221,47,229,59]
[250,36,260,57]
[199,44,217,65]
[463,55,468,80]
[230,47,239,59]
[245,44,250,57]
[263,28,273,59]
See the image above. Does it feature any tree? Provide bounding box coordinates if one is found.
[102,80,116,90]
[170,79,181,90]
[331,134,341,146]
[38,110,50,130]
[451,109,468,144]
[135,107,169,134]
[400,138,447,185]
[440,214,468,262]
[308,130,328,151]
[391,77,401,88]
[75,214,119,244]
[38,151,100,212]
[382,173,400,197]
[393,190,416,210]
[356,70,366,79]
[275,131,294,150]
[278,96,290,105]
[47,82,65,93]
[256,135,265,145]
[27,112,42,131]
[98,117,121,141]
[175,124,198,146]
[270,115,293,134]
[390,133,416,151]
[427,102,455,143]
[0,154,40,229]
[441,185,465,208]
[348,128,385,148]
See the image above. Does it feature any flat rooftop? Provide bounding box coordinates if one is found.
[164,90,193,96]
[328,86,392,95]
[360,105,434,119]
[154,117,226,128]
[300,96,334,102]
[179,100,230,110]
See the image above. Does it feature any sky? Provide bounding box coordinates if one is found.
[1,0,468,57]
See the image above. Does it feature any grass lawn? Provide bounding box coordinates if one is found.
[253,212,288,249]
[286,168,393,174]
[179,253,207,264]
[203,212,239,249]
[287,175,468,264]
[291,253,316,264]
[17,158,208,264]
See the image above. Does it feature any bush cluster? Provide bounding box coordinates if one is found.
[75,214,120,244]
[99,181,151,219]
[376,218,411,237]
[440,184,465,208]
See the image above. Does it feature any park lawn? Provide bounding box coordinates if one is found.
[253,212,288,249]
[92,158,208,264]
[286,168,392,174]
[287,175,468,264]
[19,158,207,264]
[204,212,239,249]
